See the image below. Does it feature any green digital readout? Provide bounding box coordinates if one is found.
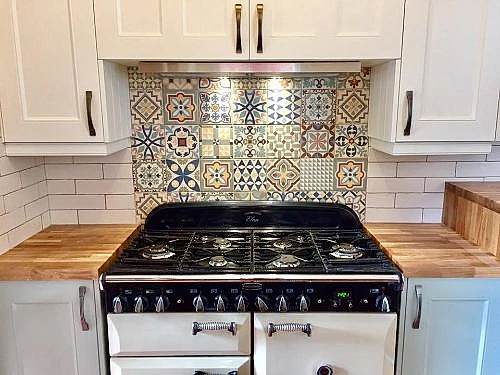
[337,292,351,298]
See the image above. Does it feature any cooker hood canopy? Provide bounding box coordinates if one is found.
[138,61,361,76]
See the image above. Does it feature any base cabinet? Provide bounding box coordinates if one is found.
[400,279,500,375]
[0,281,103,375]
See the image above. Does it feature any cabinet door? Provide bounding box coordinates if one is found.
[0,281,100,375]
[402,279,500,375]
[396,0,500,142]
[0,0,104,143]
[249,0,404,60]
[94,0,250,60]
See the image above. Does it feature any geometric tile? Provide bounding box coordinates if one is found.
[267,89,301,125]
[133,160,166,192]
[337,68,371,89]
[300,123,335,158]
[130,89,164,125]
[166,192,203,203]
[128,67,162,90]
[334,123,368,158]
[234,191,268,200]
[233,159,267,192]
[232,78,267,90]
[336,89,369,124]
[201,160,233,192]
[201,192,235,201]
[200,125,233,158]
[303,77,336,89]
[302,89,335,124]
[267,125,301,158]
[200,91,231,124]
[163,77,197,90]
[299,159,336,190]
[165,159,200,192]
[164,92,197,124]
[332,190,366,222]
[267,191,299,202]
[335,159,366,190]
[266,159,300,192]
[233,125,267,158]
[131,124,165,160]
[135,192,167,221]
[232,90,267,124]
[165,125,199,158]
[267,78,302,90]
[296,191,336,203]
[199,78,231,91]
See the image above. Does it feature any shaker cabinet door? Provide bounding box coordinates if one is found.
[94,0,250,60]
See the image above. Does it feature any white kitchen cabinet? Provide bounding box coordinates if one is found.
[0,0,131,156]
[369,0,500,155]
[0,280,105,375]
[399,278,500,375]
[94,0,404,61]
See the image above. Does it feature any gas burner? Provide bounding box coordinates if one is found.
[142,244,176,260]
[271,254,302,268]
[209,256,228,267]
[200,236,232,250]
[329,243,364,260]
[273,239,293,250]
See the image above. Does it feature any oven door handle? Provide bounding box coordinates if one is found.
[192,321,237,336]
[194,372,238,375]
[267,322,312,337]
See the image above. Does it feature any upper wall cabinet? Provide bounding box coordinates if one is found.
[94,0,404,61]
[369,0,500,155]
[0,0,131,156]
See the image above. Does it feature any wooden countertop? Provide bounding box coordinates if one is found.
[445,181,500,214]
[0,224,140,280]
[364,223,500,278]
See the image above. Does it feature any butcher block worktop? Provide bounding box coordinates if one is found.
[364,223,500,278]
[0,224,139,280]
[444,181,500,214]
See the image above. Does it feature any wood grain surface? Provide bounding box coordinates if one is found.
[364,223,500,278]
[0,224,140,280]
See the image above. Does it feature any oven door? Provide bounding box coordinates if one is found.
[254,313,397,375]
[110,356,250,375]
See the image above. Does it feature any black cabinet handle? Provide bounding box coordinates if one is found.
[79,286,90,331]
[256,4,263,53]
[85,91,96,136]
[403,90,413,136]
[235,4,242,54]
[412,285,423,329]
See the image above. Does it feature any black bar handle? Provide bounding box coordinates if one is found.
[403,90,413,136]
[235,4,242,54]
[256,4,263,53]
[85,90,96,136]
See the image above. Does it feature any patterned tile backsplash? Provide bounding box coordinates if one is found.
[129,68,370,222]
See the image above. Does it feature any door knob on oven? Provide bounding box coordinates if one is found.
[255,295,269,312]
[214,295,228,312]
[155,295,169,312]
[112,296,127,313]
[235,294,248,312]
[193,295,207,312]
[134,295,149,313]
[296,294,310,312]
[276,294,289,312]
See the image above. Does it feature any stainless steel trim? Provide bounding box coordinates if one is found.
[138,61,361,75]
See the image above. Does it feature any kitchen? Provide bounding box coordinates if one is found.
[0,0,500,374]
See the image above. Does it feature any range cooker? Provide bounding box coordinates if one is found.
[101,202,402,375]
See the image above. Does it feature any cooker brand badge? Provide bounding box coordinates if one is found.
[245,214,261,224]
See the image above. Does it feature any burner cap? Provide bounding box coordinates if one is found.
[142,244,176,260]
[272,254,301,268]
[209,255,228,267]
[329,243,364,260]
[273,239,293,250]
[213,237,232,249]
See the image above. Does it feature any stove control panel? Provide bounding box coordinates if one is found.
[104,280,401,314]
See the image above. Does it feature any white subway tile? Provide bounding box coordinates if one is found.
[0,197,4,215]
[25,196,49,220]
[487,145,500,161]
[366,208,423,223]
[47,180,76,194]
[0,207,26,235]
[0,143,5,158]
[367,148,427,162]
[78,209,136,224]
[0,173,22,196]
[20,165,45,187]
[44,156,74,164]
[41,211,51,228]
[76,179,134,195]
[367,178,424,193]
[427,154,486,162]
[106,194,135,209]
[397,162,456,177]
[4,184,40,212]
[37,181,48,197]
[423,209,443,223]
[456,162,500,177]
[395,193,444,209]
[424,177,483,192]
[366,193,395,208]
[0,234,9,255]
[45,164,103,179]
[50,210,78,224]
[8,217,42,248]
[73,149,132,164]
[367,163,397,178]
[0,156,43,176]
[103,163,132,179]
[49,195,105,210]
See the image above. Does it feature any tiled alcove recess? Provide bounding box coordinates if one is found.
[129,68,370,222]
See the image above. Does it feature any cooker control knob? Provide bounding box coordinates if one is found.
[296,294,310,312]
[214,295,228,312]
[112,296,127,313]
[347,299,354,310]
[133,295,149,313]
[193,295,206,312]
[317,364,334,375]
[155,295,169,312]
[255,295,269,312]
[332,299,340,309]
[375,294,391,312]
[276,294,289,312]
[235,295,248,312]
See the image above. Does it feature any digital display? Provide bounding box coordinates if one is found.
[336,292,351,298]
